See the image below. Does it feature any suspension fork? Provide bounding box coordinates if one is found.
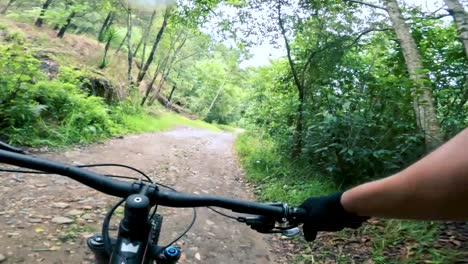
[87,195,181,264]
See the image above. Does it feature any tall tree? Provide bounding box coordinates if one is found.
[443,0,468,58]
[35,0,54,27]
[382,0,443,149]
[57,10,76,38]
[126,6,134,89]
[133,10,157,61]
[1,0,15,14]
[277,1,305,158]
[114,30,128,55]
[99,28,117,69]
[136,7,171,87]
[154,32,187,95]
[98,11,115,42]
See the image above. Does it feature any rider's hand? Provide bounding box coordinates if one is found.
[299,192,369,241]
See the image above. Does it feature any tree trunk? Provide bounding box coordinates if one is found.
[98,11,114,42]
[443,0,468,58]
[140,69,159,106]
[99,35,112,69]
[136,7,170,87]
[140,58,165,106]
[155,66,170,95]
[57,11,76,38]
[206,78,227,116]
[35,0,53,27]
[278,2,305,157]
[154,34,187,95]
[114,31,127,55]
[1,0,15,14]
[133,10,156,59]
[383,0,443,149]
[167,84,176,104]
[126,7,134,89]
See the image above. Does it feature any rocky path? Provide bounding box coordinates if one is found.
[0,127,280,263]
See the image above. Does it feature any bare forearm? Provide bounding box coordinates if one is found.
[341,128,468,220]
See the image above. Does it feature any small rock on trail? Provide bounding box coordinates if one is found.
[51,202,70,209]
[51,216,74,224]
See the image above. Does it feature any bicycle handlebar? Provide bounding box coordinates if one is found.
[0,149,306,222]
[0,149,134,197]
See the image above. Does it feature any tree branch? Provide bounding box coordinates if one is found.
[277,2,303,96]
[343,0,387,11]
[173,52,199,65]
[344,27,393,48]
[406,13,451,20]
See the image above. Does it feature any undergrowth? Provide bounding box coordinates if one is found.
[0,37,222,147]
[235,131,335,205]
[235,131,460,263]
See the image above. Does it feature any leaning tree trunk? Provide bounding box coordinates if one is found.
[443,0,468,58]
[133,10,156,59]
[154,34,187,96]
[383,0,443,150]
[114,31,127,55]
[98,11,114,42]
[140,66,160,106]
[99,34,113,69]
[1,0,15,14]
[35,0,53,27]
[57,11,76,38]
[126,7,134,89]
[136,7,170,87]
[206,77,228,117]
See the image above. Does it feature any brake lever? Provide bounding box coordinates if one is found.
[237,216,276,233]
[237,215,301,238]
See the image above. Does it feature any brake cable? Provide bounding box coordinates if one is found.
[0,168,151,182]
[102,198,125,254]
[207,207,238,220]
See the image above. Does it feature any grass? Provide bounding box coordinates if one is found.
[118,111,223,134]
[235,130,461,263]
[58,223,98,242]
[235,131,335,205]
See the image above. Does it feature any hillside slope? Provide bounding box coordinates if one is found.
[0,18,221,147]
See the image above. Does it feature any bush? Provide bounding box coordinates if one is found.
[0,42,117,145]
[302,110,425,186]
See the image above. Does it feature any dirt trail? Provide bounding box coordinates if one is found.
[0,127,281,264]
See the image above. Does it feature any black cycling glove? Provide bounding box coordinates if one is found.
[299,192,369,241]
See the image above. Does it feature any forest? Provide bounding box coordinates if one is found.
[0,0,466,262]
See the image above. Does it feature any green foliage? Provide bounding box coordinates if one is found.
[0,42,115,145]
[0,40,221,146]
[241,17,466,186]
[410,19,468,137]
[169,44,247,125]
[236,131,335,205]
